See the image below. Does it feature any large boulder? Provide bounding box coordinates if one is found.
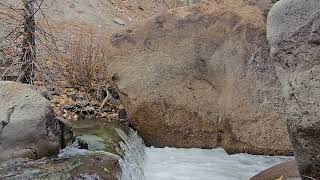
[108,0,292,154]
[267,0,320,178]
[0,81,61,162]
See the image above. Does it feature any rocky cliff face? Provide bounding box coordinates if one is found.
[108,0,292,155]
[267,0,320,178]
[1,0,198,34]
[0,0,201,81]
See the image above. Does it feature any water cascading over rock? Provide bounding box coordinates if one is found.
[117,129,146,180]
[0,118,146,180]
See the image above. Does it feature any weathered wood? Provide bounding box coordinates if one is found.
[20,0,36,84]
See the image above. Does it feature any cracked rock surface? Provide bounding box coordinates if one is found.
[0,81,61,162]
[267,0,320,178]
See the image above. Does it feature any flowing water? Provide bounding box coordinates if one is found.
[143,147,293,180]
[117,129,146,180]
[0,122,292,180]
[118,130,293,180]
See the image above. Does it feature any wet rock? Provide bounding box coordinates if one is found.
[0,118,136,180]
[71,119,129,155]
[74,173,101,180]
[0,81,62,162]
[73,135,106,151]
[108,0,291,154]
[251,160,300,180]
[267,0,320,178]
[57,117,74,148]
[0,154,120,180]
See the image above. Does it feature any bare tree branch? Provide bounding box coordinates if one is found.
[0,25,23,44]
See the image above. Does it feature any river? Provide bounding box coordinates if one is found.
[143,147,292,180]
[117,129,292,180]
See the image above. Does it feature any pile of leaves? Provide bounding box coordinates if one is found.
[33,70,127,124]
[36,83,126,122]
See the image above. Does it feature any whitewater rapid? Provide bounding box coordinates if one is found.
[143,147,292,180]
[116,129,292,180]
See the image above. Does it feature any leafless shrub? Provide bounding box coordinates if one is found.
[0,0,48,84]
[59,34,111,92]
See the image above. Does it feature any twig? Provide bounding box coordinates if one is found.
[0,2,24,17]
[303,176,317,180]
[98,90,111,112]
[0,25,23,43]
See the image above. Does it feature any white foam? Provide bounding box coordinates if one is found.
[143,147,293,180]
[117,129,146,180]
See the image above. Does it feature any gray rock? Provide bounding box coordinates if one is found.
[0,81,61,162]
[73,135,106,151]
[0,154,120,180]
[267,0,320,45]
[267,0,320,178]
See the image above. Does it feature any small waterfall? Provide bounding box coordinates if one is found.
[116,128,146,180]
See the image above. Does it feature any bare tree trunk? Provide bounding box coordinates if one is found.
[21,0,36,84]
